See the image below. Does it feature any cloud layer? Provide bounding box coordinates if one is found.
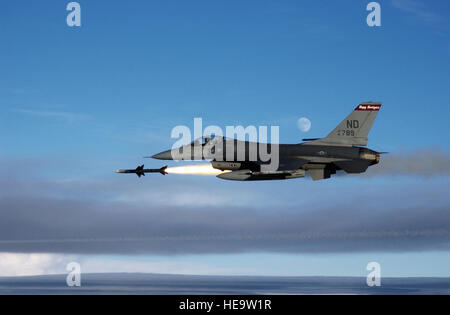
[0,156,449,255]
[0,194,448,255]
[0,253,65,276]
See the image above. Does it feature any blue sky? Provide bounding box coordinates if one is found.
[0,0,449,277]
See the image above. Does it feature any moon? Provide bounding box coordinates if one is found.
[297,117,311,132]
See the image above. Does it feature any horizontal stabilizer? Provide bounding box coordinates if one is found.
[333,160,371,174]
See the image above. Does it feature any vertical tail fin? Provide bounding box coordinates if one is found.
[307,102,382,146]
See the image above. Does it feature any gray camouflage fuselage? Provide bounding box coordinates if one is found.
[150,102,383,181]
[153,139,379,181]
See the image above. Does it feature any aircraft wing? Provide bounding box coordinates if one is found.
[275,158,309,172]
[252,158,309,172]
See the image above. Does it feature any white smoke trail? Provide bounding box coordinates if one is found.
[366,149,450,177]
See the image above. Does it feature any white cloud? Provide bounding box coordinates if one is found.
[391,0,443,25]
[0,253,68,276]
[14,109,91,123]
[0,253,248,277]
[74,257,244,276]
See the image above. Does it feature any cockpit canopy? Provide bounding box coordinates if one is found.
[190,135,220,146]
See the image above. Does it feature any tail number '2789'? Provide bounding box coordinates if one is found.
[338,129,355,136]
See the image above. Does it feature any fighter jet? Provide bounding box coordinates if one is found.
[131,102,383,181]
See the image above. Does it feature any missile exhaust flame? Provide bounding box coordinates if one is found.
[165,164,231,176]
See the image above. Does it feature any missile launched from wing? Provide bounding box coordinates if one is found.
[115,165,167,177]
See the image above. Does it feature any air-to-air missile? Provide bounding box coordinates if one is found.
[115,165,168,177]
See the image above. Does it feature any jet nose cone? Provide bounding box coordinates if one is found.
[151,150,173,160]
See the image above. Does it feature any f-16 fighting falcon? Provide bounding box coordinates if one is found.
[117,102,382,181]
